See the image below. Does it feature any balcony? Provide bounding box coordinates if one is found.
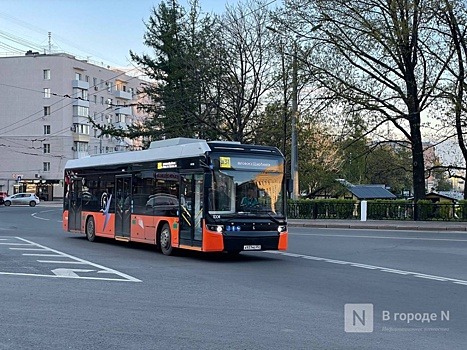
[72,80,89,90]
[72,98,89,107]
[72,116,88,124]
[115,106,132,115]
[72,133,90,142]
[112,121,128,130]
[114,89,132,100]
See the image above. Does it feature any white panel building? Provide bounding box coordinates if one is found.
[0,52,148,200]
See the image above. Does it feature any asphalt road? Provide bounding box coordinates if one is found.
[0,204,466,349]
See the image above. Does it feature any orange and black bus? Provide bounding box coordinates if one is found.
[63,138,287,255]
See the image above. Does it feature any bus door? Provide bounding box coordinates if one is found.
[115,175,132,238]
[68,177,83,231]
[179,173,204,247]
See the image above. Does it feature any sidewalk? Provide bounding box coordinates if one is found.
[288,219,467,232]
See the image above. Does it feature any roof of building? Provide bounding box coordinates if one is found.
[347,184,397,200]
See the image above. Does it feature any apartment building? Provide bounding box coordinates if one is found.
[0,52,148,200]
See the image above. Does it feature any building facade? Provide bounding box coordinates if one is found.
[0,52,148,199]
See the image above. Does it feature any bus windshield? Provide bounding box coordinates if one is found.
[209,164,285,217]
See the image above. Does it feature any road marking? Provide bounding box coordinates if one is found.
[9,248,48,251]
[22,253,63,257]
[290,232,467,242]
[52,268,95,277]
[265,251,467,287]
[0,237,141,282]
[37,260,88,264]
[31,209,59,221]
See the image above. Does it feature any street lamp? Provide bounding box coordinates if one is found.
[267,24,322,200]
[266,26,299,200]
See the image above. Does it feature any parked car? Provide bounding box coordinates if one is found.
[3,193,40,207]
[0,191,7,205]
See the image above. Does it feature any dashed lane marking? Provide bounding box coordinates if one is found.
[265,251,467,287]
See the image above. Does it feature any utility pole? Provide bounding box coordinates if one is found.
[291,42,299,200]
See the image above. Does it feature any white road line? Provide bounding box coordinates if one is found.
[9,248,48,251]
[36,260,87,264]
[31,214,49,221]
[290,232,467,242]
[0,271,138,282]
[22,254,63,257]
[265,251,467,287]
[15,237,141,282]
[0,243,32,246]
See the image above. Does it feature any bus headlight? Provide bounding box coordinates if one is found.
[277,225,287,233]
[207,225,224,233]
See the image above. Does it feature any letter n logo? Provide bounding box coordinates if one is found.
[344,303,374,333]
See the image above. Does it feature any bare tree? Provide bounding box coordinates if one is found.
[285,0,453,209]
[431,0,467,198]
[208,0,278,143]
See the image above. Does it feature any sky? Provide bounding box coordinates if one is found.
[0,0,241,68]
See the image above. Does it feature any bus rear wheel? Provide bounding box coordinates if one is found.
[86,216,96,242]
[159,223,173,256]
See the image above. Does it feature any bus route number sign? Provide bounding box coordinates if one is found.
[220,157,231,168]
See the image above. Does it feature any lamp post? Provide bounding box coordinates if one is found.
[266,26,299,199]
[290,42,299,200]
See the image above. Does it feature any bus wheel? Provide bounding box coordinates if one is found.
[159,223,173,255]
[86,216,96,242]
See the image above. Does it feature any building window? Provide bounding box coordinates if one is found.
[44,88,51,98]
[100,96,104,105]
[75,72,82,81]
[43,144,50,154]
[72,105,89,117]
[107,82,112,92]
[85,75,89,82]
[73,123,89,135]
[73,141,89,152]
[43,69,50,80]
[73,88,88,100]
[43,162,50,172]
[93,95,97,103]
[44,125,51,135]
[43,106,50,116]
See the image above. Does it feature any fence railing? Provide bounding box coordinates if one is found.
[287,200,467,221]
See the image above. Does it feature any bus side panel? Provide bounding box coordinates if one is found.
[88,211,115,238]
[278,232,288,250]
[130,215,156,243]
[202,223,224,252]
[62,210,68,231]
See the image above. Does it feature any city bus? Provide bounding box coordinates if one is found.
[62,137,288,255]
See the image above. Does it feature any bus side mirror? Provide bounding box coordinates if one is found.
[211,159,220,170]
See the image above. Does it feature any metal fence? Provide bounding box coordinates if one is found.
[287,200,467,221]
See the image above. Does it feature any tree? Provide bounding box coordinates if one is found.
[431,0,467,198]
[285,0,453,212]
[208,0,277,143]
[130,0,219,139]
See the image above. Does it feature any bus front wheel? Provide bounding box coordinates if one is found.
[86,216,96,242]
[159,223,173,256]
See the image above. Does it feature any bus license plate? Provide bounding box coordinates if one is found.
[243,245,261,251]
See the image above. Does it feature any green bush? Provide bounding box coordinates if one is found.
[367,200,412,220]
[288,199,357,219]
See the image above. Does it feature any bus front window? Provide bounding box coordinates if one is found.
[210,168,285,216]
